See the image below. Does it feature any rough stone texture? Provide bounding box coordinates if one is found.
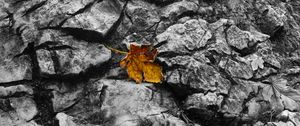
[61,79,185,126]
[156,18,212,54]
[226,25,269,50]
[0,97,39,126]
[0,28,32,83]
[0,85,33,97]
[1,0,300,126]
[37,30,111,75]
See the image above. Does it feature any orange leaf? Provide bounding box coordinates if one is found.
[120,43,163,83]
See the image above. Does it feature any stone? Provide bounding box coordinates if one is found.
[208,19,233,55]
[56,113,77,126]
[0,85,33,97]
[221,79,260,114]
[156,19,212,54]
[63,0,122,34]
[10,97,38,121]
[184,92,223,111]
[163,55,230,95]
[126,0,160,31]
[63,79,185,125]
[36,30,111,75]
[0,28,32,83]
[226,25,269,50]
[219,57,253,79]
[42,81,86,113]
[160,1,198,20]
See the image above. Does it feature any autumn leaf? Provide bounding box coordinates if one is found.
[261,78,300,111]
[119,43,163,83]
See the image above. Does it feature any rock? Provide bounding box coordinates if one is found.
[255,1,287,35]
[63,79,185,126]
[10,97,38,121]
[126,0,160,31]
[0,28,32,83]
[256,42,282,69]
[43,81,86,113]
[163,55,230,95]
[37,30,111,75]
[0,85,33,97]
[275,110,300,125]
[160,1,198,20]
[63,0,122,33]
[226,25,269,50]
[221,79,260,114]
[219,57,253,79]
[184,92,223,118]
[254,67,277,79]
[56,113,77,126]
[12,0,95,28]
[156,19,212,54]
[36,49,56,75]
[0,109,40,126]
[208,19,233,55]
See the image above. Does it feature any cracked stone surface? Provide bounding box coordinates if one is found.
[1,0,300,126]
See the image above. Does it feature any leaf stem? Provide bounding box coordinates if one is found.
[105,45,127,54]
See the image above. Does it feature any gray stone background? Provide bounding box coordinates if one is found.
[1,0,300,126]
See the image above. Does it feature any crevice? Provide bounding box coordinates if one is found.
[31,83,57,126]
[22,0,48,17]
[49,51,61,74]
[176,10,200,20]
[229,42,260,57]
[40,0,104,30]
[0,92,33,99]
[67,1,95,16]
[40,59,113,83]
[0,80,33,87]
[40,0,128,45]
[99,85,108,108]
[143,0,178,7]
[247,71,278,82]
[216,65,239,86]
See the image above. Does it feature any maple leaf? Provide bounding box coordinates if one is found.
[119,43,163,83]
[245,54,264,71]
[261,78,300,111]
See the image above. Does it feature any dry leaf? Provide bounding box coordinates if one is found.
[120,43,163,83]
[261,78,300,111]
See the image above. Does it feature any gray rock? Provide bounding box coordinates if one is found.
[164,55,230,95]
[0,28,32,83]
[156,19,212,54]
[9,97,38,121]
[219,57,253,79]
[184,92,223,112]
[208,19,233,55]
[221,79,260,115]
[43,81,86,113]
[0,85,33,97]
[126,0,160,31]
[63,0,122,34]
[37,30,111,75]
[255,1,287,35]
[226,25,269,50]
[56,113,84,126]
[63,79,185,126]
[160,1,198,20]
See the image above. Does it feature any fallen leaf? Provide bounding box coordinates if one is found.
[247,54,264,71]
[120,43,163,83]
[261,78,300,111]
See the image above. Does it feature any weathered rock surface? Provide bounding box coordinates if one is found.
[0,28,32,83]
[1,0,300,126]
[56,79,185,126]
